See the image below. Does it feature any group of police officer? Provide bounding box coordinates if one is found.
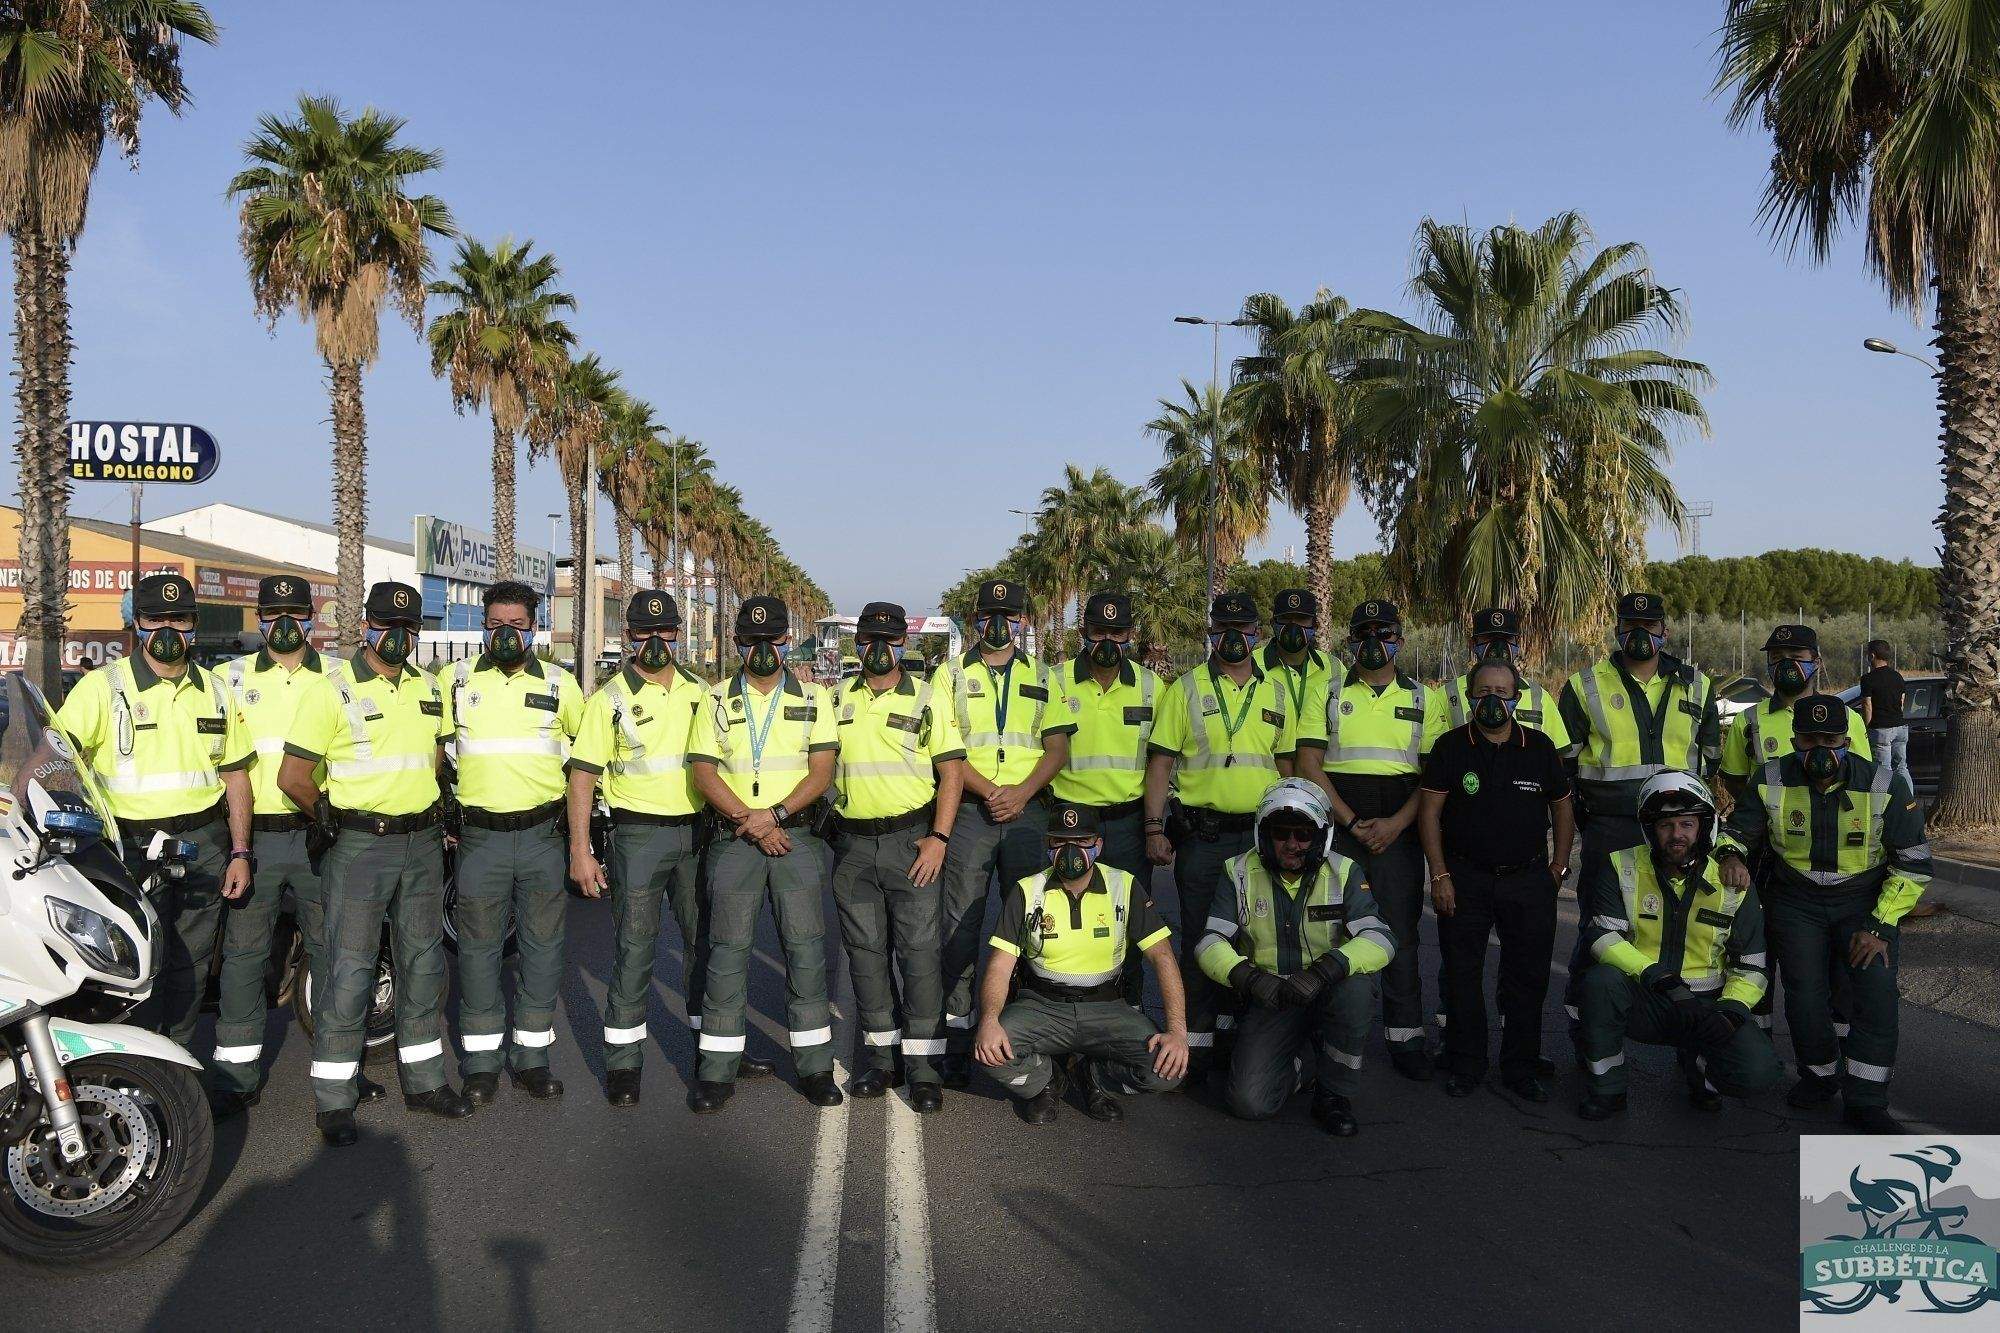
[48,568,1931,1147]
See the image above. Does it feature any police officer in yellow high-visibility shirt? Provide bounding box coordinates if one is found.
[444,579,583,1105]
[1143,591,1300,1073]
[54,573,255,1057]
[935,578,1074,1087]
[832,601,966,1111]
[1440,608,1570,750]
[278,581,464,1147]
[209,575,384,1116]
[1301,599,1447,1079]
[1263,587,1334,724]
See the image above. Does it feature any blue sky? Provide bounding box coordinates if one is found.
[0,2,1944,612]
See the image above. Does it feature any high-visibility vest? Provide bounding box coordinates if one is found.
[1567,657,1711,784]
[1589,847,1764,1008]
[1320,672,1429,775]
[946,651,1053,785]
[1014,865,1140,987]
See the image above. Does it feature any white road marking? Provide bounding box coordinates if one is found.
[786,1059,852,1333]
[884,1088,937,1333]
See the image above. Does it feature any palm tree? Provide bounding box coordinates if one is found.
[599,391,664,601]
[230,94,453,650]
[1,1,217,694]
[1235,289,1371,615]
[1144,379,1270,595]
[1106,522,1205,671]
[535,352,621,671]
[427,235,574,577]
[1718,2,2000,826]
[1351,213,1708,663]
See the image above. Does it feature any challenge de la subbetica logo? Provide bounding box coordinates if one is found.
[1799,1136,2000,1317]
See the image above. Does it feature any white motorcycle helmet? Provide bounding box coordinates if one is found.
[1254,777,1335,878]
[1635,770,1719,863]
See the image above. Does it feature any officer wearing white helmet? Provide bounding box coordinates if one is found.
[1196,778,1396,1136]
[1575,771,1780,1120]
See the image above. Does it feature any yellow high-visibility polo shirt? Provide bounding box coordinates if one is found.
[574,664,711,817]
[833,673,965,820]
[1147,663,1298,815]
[55,654,252,823]
[221,647,330,816]
[1052,656,1161,806]
[445,654,584,812]
[284,654,450,817]
[687,671,838,812]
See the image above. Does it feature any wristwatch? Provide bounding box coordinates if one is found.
[771,802,789,825]
[924,829,950,846]
[227,847,257,873]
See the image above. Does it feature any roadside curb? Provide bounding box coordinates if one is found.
[1937,856,2000,895]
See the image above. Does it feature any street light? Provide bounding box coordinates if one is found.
[1173,314,1256,602]
[1863,336,1940,373]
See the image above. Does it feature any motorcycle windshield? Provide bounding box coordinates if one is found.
[0,672,121,843]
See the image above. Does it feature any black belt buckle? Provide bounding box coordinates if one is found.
[371,816,392,837]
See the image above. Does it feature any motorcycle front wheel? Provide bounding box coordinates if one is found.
[0,1055,213,1272]
[294,940,398,1051]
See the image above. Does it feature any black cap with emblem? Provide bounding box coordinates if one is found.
[257,574,314,616]
[1350,599,1401,632]
[134,573,196,618]
[734,596,787,639]
[1793,693,1850,736]
[1469,607,1520,638]
[627,590,682,631]
[1272,588,1317,619]
[975,579,1025,614]
[1045,801,1100,837]
[1617,592,1665,621]
[1209,591,1258,626]
[1083,591,1132,630]
[1761,623,1818,653]
[364,581,423,627]
[856,601,907,638]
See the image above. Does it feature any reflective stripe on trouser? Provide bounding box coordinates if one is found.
[1225,973,1373,1117]
[699,833,833,1084]
[1090,808,1151,1008]
[1335,827,1426,1052]
[311,827,449,1113]
[604,821,705,1072]
[938,800,1048,1051]
[1436,858,1558,1080]
[985,991,1181,1100]
[121,819,231,1051]
[833,828,945,1084]
[1576,962,1781,1098]
[1563,812,1642,1030]
[1173,826,1255,1051]
[1766,881,1900,1109]
[453,818,568,1076]
[212,828,323,1094]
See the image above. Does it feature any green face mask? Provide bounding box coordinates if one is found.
[486,625,529,667]
[1275,623,1308,654]
[264,615,307,654]
[367,626,413,667]
[1087,637,1122,669]
[142,626,188,666]
[635,636,672,671]
[1804,745,1844,782]
[742,640,781,676]
[1051,842,1094,881]
[861,639,897,676]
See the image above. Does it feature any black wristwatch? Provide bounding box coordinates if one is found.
[772,802,790,824]
[925,829,950,845]
[227,848,257,873]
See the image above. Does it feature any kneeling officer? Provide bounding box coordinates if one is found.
[1198,778,1395,1137]
[973,803,1189,1123]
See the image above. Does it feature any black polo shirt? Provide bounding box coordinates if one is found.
[1420,722,1569,869]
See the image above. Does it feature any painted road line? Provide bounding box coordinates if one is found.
[884,1087,937,1333]
[785,1058,852,1333]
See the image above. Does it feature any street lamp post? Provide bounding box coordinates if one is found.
[1174,314,1254,599]
[1863,336,1940,374]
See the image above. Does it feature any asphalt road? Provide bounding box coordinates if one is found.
[10,867,1999,1330]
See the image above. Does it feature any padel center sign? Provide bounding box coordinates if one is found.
[67,421,219,483]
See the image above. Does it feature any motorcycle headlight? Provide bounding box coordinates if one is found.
[47,898,141,981]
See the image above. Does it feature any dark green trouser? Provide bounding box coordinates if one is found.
[312,826,448,1113]
[987,991,1180,1100]
[122,817,230,1051]
[1226,974,1373,1118]
[939,800,1048,1050]
[1334,827,1425,1054]
[212,826,323,1094]
[454,815,569,1076]
[699,832,833,1084]
[1767,882,1900,1109]
[1173,823,1253,1056]
[603,820,706,1071]
[1577,963,1781,1099]
[833,827,945,1085]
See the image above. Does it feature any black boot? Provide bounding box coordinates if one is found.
[317,1108,357,1147]
[357,1073,386,1104]
[1577,1092,1627,1121]
[1391,1048,1434,1082]
[1074,1059,1123,1122]
[1018,1087,1059,1124]
[606,1069,641,1107]
[1443,1073,1480,1098]
[849,1068,892,1099]
[800,1073,844,1107]
[939,1054,971,1089]
[738,1053,778,1080]
[510,1068,564,1099]
[688,1080,734,1114]
[463,1073,499,1106]
[1843,1105,1904,1134]
[210,1088,260,1121]
[405,1086,475,1119]
[1787,1073,1841,1109]
[1311,1092,1358,1137]
[909,1083,943,1114]
[1502,1074,1550,1104]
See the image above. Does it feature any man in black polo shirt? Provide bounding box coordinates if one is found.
[1418,659,1575,1101]
[1859,640,1911,794]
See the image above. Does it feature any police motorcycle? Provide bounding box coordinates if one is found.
[0,674,214,1270]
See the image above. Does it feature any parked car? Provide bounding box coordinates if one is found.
[1713,673,1771,727]
[1838,671,1944,797]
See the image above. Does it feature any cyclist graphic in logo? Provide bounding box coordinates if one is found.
[1803,1144,1995,1314]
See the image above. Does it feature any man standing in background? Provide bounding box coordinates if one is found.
[1858,640,1911,795]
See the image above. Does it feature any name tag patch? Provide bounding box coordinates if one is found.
[1306,904,1341,922]
[195,717,226,735]
[420,700,443,716]
[1695,908,1734,927]
[884,713,921,734]
[784,706,816,722]
[1394,707,1423,722]
[1020,685,1049,702]
[1678,700,1700,717]
[1123,706,1154,725]
[1092,926,1111,937]
[1262,708,1283,726]
[523,693,559,713]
